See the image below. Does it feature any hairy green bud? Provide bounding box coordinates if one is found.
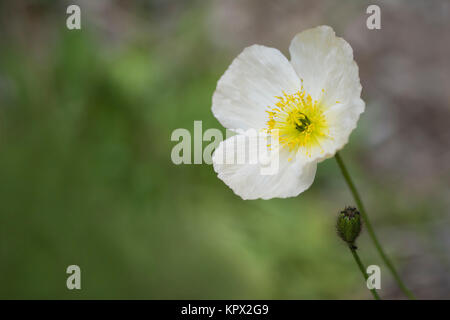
[337,206,362,247]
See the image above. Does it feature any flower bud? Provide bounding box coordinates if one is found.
[336,206,362,247]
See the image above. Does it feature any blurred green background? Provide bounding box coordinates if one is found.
[0,0,449,299]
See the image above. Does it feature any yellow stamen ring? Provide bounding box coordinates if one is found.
[266,86,330,156]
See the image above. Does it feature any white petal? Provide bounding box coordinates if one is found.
[289,26,365,162]
[212,133,317,200]
[212,45,301,131]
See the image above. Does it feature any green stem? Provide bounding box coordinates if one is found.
[335,152,415,300]
[349,245,381,300]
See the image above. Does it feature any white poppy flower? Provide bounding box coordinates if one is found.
[211,26,365,200]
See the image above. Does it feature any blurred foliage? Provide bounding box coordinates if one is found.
[0,1,446,299]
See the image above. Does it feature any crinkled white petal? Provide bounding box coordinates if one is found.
[212,132,317,200]
[212,45,302,131]
[289,26,365,162]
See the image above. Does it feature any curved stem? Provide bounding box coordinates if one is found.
[335,152,415,300]
[349,246,381,300]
